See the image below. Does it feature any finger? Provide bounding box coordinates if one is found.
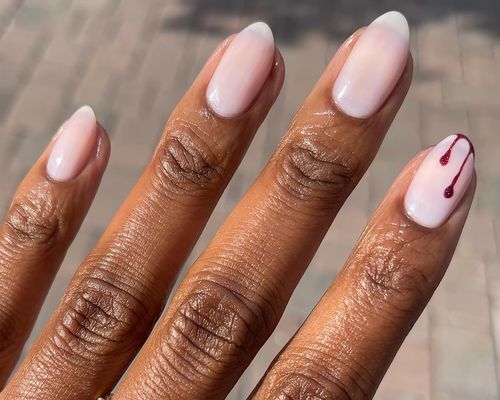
[3,22,284,399]
[0,107,110,384]
[251,135,476,399]
[115,12,412,400]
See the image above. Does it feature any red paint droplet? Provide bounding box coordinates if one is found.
[440,150,451,165]
[439,134,474,199]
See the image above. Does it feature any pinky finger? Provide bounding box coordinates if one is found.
[0,106,110,384]
[251,134,476,399]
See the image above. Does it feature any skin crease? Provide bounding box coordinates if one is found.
[0,20,476,400]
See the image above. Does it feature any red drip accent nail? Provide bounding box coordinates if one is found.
[439,134,474,199]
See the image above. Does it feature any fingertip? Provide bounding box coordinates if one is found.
[267,47,286,103]
[95,122,111,165]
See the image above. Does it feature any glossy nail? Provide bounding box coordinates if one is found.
[206,21,275,118]
[405,134,475,228]
[47,105,98,182]
[333,11,410,119]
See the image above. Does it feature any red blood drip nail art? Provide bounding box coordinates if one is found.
[439,134,474,199]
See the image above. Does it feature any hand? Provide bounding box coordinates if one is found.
[0,12,475,400]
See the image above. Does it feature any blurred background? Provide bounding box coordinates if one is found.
[0,0,499,399]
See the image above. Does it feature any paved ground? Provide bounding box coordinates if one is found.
[1,0,500,399]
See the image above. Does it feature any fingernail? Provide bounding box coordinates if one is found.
[333,11,410,119]
[47,105,98,182]
[405,134,475,228]
[206,21,275,118]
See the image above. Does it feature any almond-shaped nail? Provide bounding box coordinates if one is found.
[206,21,275,118]
[405,134,475,228]
[47,105,98,182]
[333,11,410,119]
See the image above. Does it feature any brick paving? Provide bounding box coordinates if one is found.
[1,1,500,398]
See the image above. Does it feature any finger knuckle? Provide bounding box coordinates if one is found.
[160,277,271,387]
[4,191,63,248]
[0,308,24,361]
[275,137,359,207]
[268,349,371,400]
[51,274,151,362]
[273,373,349,400]
[152,118,225,199]
[356,242,431,313]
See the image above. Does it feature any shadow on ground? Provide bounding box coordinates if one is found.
[162,0,500,43]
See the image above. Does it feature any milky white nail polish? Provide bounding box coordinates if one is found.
[405,134,475,228]
[47,105,98,182]
[206,22,275,118]
[333,11,410,119]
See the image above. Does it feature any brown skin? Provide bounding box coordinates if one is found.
[251,155,476,400]
[0,124,110,384]
[0,27,474,400]
[114,30,412,400]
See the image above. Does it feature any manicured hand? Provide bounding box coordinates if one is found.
[0,12,475,400]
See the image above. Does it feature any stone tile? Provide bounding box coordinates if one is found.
[88,166,142,231]
[439,254,487,294]
[412,78,443,108]
[0,168,20,215]
[430,283,491,334]
[376,334,431,400]
[5,82,64,137]
[379,97,422,164]
[40,35,87,70]
[462,56,500,86]
[468,109,500,177]
[443,81,500,111]
[368,159,401,213]
[110,113,163,170]
[7,132,47,175]
[416,17,463,82]
[0,0,19,19]
[0,63,20,122]
[431,325,498,400]
[419,105,469,146]
[456,212,497,258]
[456,15,494,60]
[319,206,368,273]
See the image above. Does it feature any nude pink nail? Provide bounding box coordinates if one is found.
[333,11,410,119]
[47,105,98,182]
[206,22,275,118]
[405,134,475,228]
